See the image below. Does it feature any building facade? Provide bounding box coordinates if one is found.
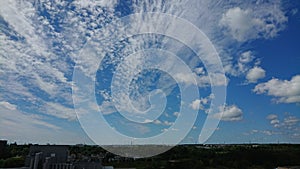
[25,145,102,169]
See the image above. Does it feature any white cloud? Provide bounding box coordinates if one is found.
[190,94,215,113]
[163,121,173,126]
[195,73,229,87]
[214,105,243,121]
[0,101,17,110]
[194,67,206,75]
[0,1,286,103]
[190,99,201,110]
[0,112,60,133]
[267,114,278,120]
[0,0,116,123]
[190,97,210,110]
[220,7,259,41]
[173,111,180,117]
[43,102,76,121]
[270,119,280,125]
[248,129,281,136]
[261,130,272,136]
[99,101,117,115]
[225,50,257,77]
[254,75,300,104]
[73,0,118,8]
[143,119,153,123]
[174,72,198,86]
[0,102,84,143]
[237,51,255,74]
[239,51,254,64]
[153,119,162,125]
[266,113,300,139]
[266,114,281,128]
[246,66,266,83]
[283,116,300,126]
[0,0,291,143]
[174,0,287,83]
[220,6,287,42]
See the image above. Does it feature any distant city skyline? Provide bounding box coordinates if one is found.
[0,0,300,145]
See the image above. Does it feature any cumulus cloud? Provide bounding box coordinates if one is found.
[190,99,206,110]
[239,51,255,64]
[254,75,300,104]
[214,105,243,121]
[266,114,280,127]
[190,94,214,111]
[173,111,180,117]
[270,119,280,125]
[220,7,259,41]
[266,113,300,138]
[246,66,266,83]
[267,114,278,120]
[224,50,257,77]
[237,51,256,74]
[220,6,287,42]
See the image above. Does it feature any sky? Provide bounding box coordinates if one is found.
[0,0,300,145]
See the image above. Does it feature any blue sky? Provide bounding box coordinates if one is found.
[0,0,300,145]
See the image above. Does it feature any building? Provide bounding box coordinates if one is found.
[25,145,70,169]
[0,140,7,158]
[102,167,114,169]
[25,145,103,169]
[28,145,69,163]
[73,162,102,169]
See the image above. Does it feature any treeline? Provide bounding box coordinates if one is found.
[107,144,300,169]
[1,144,300,169]
[0,143,29,168]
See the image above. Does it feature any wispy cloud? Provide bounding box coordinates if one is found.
[0,101,60,136]
[0,101,92,144]
[0,0,292,144]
